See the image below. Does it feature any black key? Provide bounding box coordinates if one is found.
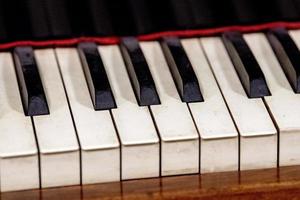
[120,37,160,106]
[78,42,117,110]
[13,46,49,116]
[161,37,203,102]
[222,31,271,98]
[267,28,300,93]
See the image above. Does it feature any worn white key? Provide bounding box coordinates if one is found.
[247,32,300,166]
[140,41,199,176]
[98,45,159,180]
[0,53,39,192]
[181,38,239,173]
[201,37,277,170]
[55,48,120,184]
[33,49,80,188]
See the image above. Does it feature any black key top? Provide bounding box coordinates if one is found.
[222,31,271,98]
[78,42,117,110]
[161,37,203,102]
[13,46,49,116]
[120,37,160,106]
[267,28,300,93]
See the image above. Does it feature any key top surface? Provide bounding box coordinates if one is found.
[222,31,271,98]
[78,42,117,110]
[201,37,277,170]
[161,36,203,103]
[181,38,238,173]
[0,53,39,192]
[120,37,160,106]
[140,41,199,176]
[33,49,80,188]
[13,46,49,116]
[267,27,300,93]
[261,30,300,166]
[99,45,159,180]
[56,48,120,184]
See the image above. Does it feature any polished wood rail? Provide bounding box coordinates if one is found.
[2,166,300,200]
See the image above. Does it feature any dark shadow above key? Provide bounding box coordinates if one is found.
[161,36,203,103]
[13,46,49,116]
[0,1,7,42]
[222,31,271,98]
[267,27,300,93]
[120,37,160,106]
[78,42,117,110]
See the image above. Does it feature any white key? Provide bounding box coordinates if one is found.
[247,32,300,166]
[201,37,277,170]
[140,41,199,176]
[98,45,159,180]
[33,49,80,188]
[181,38,239,173]
[0,53,39,192]
[55,48,120,184]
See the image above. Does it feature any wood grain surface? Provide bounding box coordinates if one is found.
[2,166,300,200]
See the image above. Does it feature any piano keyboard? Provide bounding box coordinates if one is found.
[2,29,300,192]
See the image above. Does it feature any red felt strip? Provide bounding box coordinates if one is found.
[1,21,300,50]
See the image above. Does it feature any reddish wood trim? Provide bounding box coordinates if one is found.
[2,166,300,200]
[1,21,300,50]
